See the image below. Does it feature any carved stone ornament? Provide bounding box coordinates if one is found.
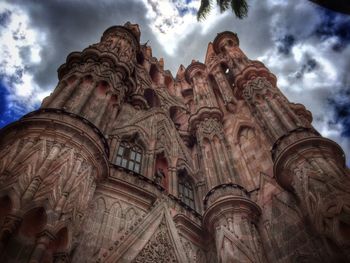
[242,77,275,101]
[132,218,178,263]
[2,22,350,263]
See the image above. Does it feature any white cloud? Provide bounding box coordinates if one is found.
[141,0,201,55]
[140,0,228,56]
[0,2,46,111]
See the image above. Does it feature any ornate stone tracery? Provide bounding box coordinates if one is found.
[0,22,349,263]
[132,218,178,263]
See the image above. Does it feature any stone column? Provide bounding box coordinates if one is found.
[241,76,299,142]
[235,65,350,259]
[47,78,81,109]
[274,135,350,260]
[29,231,55,263]
[0,109,109,262]
[203,185,266,263]
[168,167,178,196]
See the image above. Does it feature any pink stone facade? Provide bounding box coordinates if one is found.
[0,22,349,262]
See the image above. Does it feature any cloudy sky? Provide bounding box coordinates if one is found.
[0,0,349,165]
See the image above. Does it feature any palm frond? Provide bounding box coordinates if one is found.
[217,0,230,13]
[231,0,248,19]
[197,0,212,21]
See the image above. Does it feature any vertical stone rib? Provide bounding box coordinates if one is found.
[74,81,97,114]
[255,105,280,141]
[270,98,295,131]
[41,82,66,108]
[51,78,81,109]
[29,232,54,263]
[211,139,224,185]
[21,143,61,203]
[95,92,112,128]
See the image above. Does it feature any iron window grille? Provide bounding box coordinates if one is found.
[115,141,142,174]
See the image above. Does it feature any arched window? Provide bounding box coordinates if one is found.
[178,170,195,210]
[115,141,142,173]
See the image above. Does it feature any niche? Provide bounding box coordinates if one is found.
[144,88,160,108]
[154,152,169,190]
[150,64,161,84]
[19,207,47,238]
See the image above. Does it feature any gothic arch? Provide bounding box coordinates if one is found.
[0,189,20,212]
[155,129,173,159]
[124,207,139,232]
[177,167,197,210]
[115,125,150,147]
[19,206,47,238]
[232,121,257,145]
[88,197,106,234]
[119,131,147,151]
[106,201,123,241]
[21,200,53,224]
[176,158,196,181]
[113,132,147,175]
[2,206,48,262]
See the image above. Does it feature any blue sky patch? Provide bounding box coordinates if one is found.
[277,34,295,55]
[0,79,23,128]
[315,9,350,52]
[328,88,350,138]
[0,9,11,27]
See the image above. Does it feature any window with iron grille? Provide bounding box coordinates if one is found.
[115,141,142,174]
[178,174,195,210]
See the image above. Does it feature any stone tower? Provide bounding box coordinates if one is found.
[0,22,349,263]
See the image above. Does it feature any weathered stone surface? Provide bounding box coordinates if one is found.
[0,22,349,262]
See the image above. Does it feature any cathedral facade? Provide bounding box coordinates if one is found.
[0,22,349,263]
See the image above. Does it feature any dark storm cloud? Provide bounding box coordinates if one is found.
[277,34,295,55]
[0,9,11,27]
[1,0,349,163]
[295,55,318,79]
[6,0,162,90]
[328,88,350,138]
[164,0,275,73]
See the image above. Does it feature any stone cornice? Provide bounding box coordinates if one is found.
[0,108,110,181]
[274,135,346,190]
[234,62,277,98]
[273,136,345,191]
[58,47,133,81]
[203,195,261,233]
[188,107,223,132]
[203,183,249,209]
[101,24,140,52]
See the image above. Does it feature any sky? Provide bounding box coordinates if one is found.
[0,0,349,165]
